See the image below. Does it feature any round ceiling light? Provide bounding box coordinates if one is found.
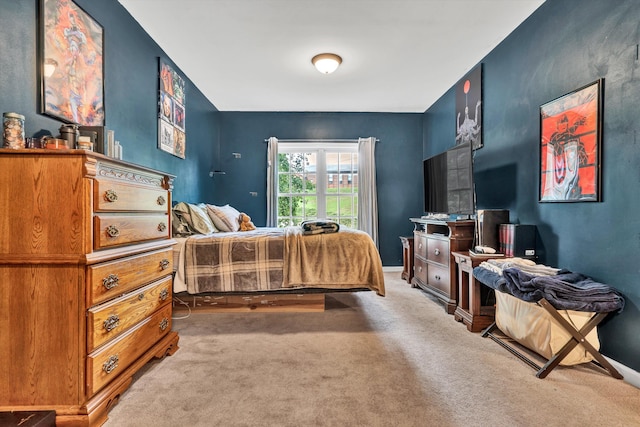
[311,53,342,74]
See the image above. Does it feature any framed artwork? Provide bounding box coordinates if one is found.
[39,0,104,126]
[158,59,186,159]
[539,79,603,202]
[455,63,482,150]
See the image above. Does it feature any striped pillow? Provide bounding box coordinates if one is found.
[206,204,241,232]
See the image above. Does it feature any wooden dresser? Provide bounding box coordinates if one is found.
[0,149,179,426]
[410,218,475,314]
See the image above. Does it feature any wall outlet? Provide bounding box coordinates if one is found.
[525,249,535,256]
[250,192,258,197]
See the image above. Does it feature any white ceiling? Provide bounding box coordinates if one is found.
[118,0,545,113]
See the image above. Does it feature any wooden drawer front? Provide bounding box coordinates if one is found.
[414,256,428,286]
[87,304,172,395]
[88,248,173,306]
[427,264,450,295]
[94,215,170,249]
[94,179,169,213]
[414,232,427,258]
[427,238,449,266]
[87,276,172,352]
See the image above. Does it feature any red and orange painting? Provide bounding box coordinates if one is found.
[41,0,104,126]
[539,80,602,202]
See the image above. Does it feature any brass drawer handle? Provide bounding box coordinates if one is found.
[158,222,167,232]
[157,195,166,206]
[106,225,120,238]
[418,266,422,272]
[418,243,423,250]
[434,248,440,256]
[138,292,145,301]
[160,288,169,301]
[160,259,170,270]
[102,274,119,290]
[103,314,120,332]
[435,275,441,280]
[104,189,118,202]
[102,354,119,374]
[159,317,169,331]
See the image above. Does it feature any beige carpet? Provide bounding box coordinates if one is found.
[105,273,640,427]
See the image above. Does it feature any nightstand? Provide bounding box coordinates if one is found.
[452,251,501,332]
[399,236,414,284]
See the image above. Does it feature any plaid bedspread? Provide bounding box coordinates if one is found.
[185,228,285,293]
[183,226,385,296]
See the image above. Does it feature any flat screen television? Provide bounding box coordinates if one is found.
[423,142,475,216]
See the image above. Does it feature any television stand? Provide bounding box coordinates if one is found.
[410,218,475,314]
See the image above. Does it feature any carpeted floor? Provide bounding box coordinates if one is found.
[105,273,640,427]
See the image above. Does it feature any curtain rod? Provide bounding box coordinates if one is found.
[263,138,379,143]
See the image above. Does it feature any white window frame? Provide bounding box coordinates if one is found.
[278,142,358,226]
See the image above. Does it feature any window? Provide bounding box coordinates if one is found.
[277,142,358,228]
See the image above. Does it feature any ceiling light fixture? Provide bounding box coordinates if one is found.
[311,53,342,74]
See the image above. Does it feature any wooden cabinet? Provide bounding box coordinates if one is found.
[0,149,179,426]
[410,218,475,313]
[452,251,499,332]
[399,236,414,283]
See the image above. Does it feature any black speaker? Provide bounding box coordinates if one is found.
[499,224,536,258]
[475,209,509,250]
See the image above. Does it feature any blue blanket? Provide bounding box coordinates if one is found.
[473,266,625,313]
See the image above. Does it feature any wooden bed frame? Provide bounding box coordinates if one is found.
[173,293,326,313]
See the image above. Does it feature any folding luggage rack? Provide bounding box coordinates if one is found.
[481,297,623,379]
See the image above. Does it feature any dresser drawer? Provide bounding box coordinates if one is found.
[94,215,170,249]
[427,237,449,266]
[413,256,428,286]
[88,248,173,306]
[87,276,172,352]
[87,304,172,395]
[427,264,450,296]
[414,232,427,259]
[94,179,169,213]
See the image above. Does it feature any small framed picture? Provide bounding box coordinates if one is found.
[539,79,603,202]
[158,58,186,159]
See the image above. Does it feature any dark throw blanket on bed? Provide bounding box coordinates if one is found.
[300,219,340,235]
[473,266,625,313]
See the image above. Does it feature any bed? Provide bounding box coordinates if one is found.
[473,258,624,379]
[170,202,385,312]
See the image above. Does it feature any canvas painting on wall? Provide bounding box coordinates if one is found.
[158,59,186,159]
[39,0,104,126]
[455,64,482,150]
[539,79,602,202]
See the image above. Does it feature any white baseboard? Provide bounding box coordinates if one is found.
[606,356,640,389]
[382,266,403,273]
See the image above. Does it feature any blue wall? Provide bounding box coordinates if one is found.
[3,0,640,373]
[214,112,423,267]
[425,0,640,371]
[0,0,218,203]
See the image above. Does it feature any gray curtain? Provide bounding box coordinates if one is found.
[357,137,378,247]
[266,136,278,227]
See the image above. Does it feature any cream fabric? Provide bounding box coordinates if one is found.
[206,204,241,232]
[173,202,217,235]
[495,291,600,366]
[188,203,217,234]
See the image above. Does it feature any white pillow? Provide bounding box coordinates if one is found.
[206,204,241,232]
